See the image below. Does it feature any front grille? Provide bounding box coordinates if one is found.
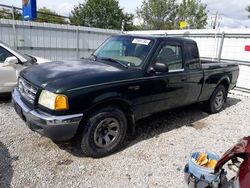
[18,77,38,104]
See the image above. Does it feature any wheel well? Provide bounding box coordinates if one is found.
[77,99,135,135]
[219,79,229,92]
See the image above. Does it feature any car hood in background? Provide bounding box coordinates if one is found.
[31,56,50,64]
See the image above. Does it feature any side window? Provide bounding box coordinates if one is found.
[0,46,13,63]
[187,43,200,70]
[155,44,183,71]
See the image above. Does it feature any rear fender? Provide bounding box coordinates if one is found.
[199,76,230,102]
[217,76,230,91]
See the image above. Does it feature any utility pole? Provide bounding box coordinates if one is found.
[211,11,222,29]
[11,5,15,20]
[213,11,218,29]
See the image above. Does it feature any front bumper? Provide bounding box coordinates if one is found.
[12,88,83,141]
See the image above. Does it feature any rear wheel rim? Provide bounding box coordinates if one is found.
[214,90,224,111]
[93,117,120,148]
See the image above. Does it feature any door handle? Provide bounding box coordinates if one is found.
[128,85,140,91]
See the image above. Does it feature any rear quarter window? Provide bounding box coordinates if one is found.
[187,43,199,59]
[187,43,200,70]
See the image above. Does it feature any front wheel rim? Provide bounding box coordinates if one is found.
[93,117,120,148]
[214,90,224,110]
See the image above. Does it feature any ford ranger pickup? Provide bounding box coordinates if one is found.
[12,35,239,157]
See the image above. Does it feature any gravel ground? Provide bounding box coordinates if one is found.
[0,93,250,188]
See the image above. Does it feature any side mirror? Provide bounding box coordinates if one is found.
[153,62,169,73]
[4,56,18,65]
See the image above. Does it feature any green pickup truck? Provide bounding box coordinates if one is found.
[12,35,239,157]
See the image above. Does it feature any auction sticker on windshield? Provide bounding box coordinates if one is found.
[132,38,151,45]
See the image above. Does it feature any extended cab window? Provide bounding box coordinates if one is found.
[187,43,201,70]
[155,44,183,71]
[0,46,13,63]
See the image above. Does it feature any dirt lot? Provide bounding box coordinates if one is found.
[0,93,250,188]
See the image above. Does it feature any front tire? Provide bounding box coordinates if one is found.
[204,85,227,114]
[81,106,127,158]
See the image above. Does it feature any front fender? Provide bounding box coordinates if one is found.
[86,91,132,113]
[85,92,136,132]
[92,92,131,105]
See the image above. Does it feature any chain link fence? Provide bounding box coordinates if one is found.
[0,19,120,61]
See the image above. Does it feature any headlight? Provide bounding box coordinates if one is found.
[38,90,69,110]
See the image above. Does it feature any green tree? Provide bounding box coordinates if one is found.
[123,13,135,31]
[70,0,134,30]
[37,7,66,24]
[0,8,22,20]
[136,0,178,30]
[178,0,207,29]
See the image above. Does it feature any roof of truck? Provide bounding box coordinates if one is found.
[118,34,196,44]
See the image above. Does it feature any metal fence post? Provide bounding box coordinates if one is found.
[76,27,79,58]
[12,6,17,49]
[217,32,225,63]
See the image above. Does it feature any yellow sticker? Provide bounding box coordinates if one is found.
[180,21,187,29]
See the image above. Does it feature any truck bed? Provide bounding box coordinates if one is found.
[201,59,238,69]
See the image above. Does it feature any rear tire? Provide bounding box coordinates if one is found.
[80,106,127,158]
[204,85,227,114]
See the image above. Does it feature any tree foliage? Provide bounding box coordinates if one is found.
[136,0,178,30]
[37,7,66,24]
[70,0,134,30]
[0,8,22,20]
[178,0,207,29]
[0,7,66,24]
[136,0,208,30]
[122,13,135,31]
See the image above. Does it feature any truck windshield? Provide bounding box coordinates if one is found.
[93,36,154,67]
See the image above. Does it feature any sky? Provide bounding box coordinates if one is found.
[1,0,250,28]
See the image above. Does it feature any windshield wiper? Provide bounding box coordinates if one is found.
[90,54,97,61]
[100,57,128,68]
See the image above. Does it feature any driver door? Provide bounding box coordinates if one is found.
[0,46,19,93]
[136,41,189,117]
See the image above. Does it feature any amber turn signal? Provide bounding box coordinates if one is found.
[55,95,69,110]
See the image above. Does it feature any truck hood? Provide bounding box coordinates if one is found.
[20,59,142,93]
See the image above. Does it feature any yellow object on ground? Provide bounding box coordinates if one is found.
[195,153,218,169]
